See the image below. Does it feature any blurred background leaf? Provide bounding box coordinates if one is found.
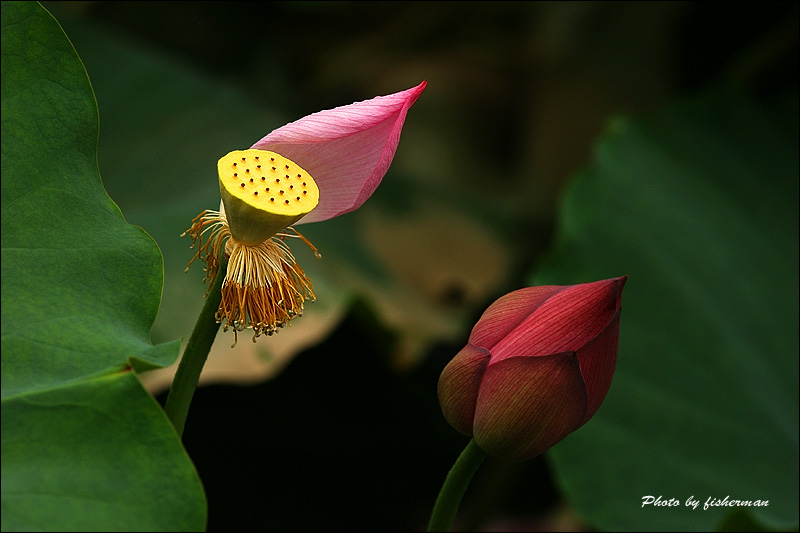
[39,1,799,531]
[533,89,798,531]
[1,2,205,530]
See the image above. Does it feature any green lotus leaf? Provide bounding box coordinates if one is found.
[1,2,205,530]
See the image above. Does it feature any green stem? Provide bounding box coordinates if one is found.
[164,256,227,437]
[428,438,488,532]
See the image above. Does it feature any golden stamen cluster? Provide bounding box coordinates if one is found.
[182,209,229,289]
[220,236,315,339]
[182,209,316,343]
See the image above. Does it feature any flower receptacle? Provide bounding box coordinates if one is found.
[218,149,319,245]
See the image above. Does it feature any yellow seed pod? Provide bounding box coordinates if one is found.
[218,149,320,245]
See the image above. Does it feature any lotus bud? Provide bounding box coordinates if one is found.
[438,276,627,462]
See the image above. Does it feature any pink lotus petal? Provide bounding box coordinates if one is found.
[473,352,587,462]
[490,277,624,364]
[251,81,427,224]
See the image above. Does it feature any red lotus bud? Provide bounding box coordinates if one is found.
[438,277,627,462]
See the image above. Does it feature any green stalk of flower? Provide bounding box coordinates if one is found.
[427,439,487,532]
[164,251,227,436]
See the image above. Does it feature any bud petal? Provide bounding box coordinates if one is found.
[438,344,490,435]
[468,286,567,349]
[473,352,587,462]
[576,308,621,424]
[490,278,623,364]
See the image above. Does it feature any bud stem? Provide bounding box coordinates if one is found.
[165,252,228,437]
[427,438,487,532]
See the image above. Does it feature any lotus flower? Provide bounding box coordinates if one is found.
[184,82,426,342]
[438,276,627,461]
